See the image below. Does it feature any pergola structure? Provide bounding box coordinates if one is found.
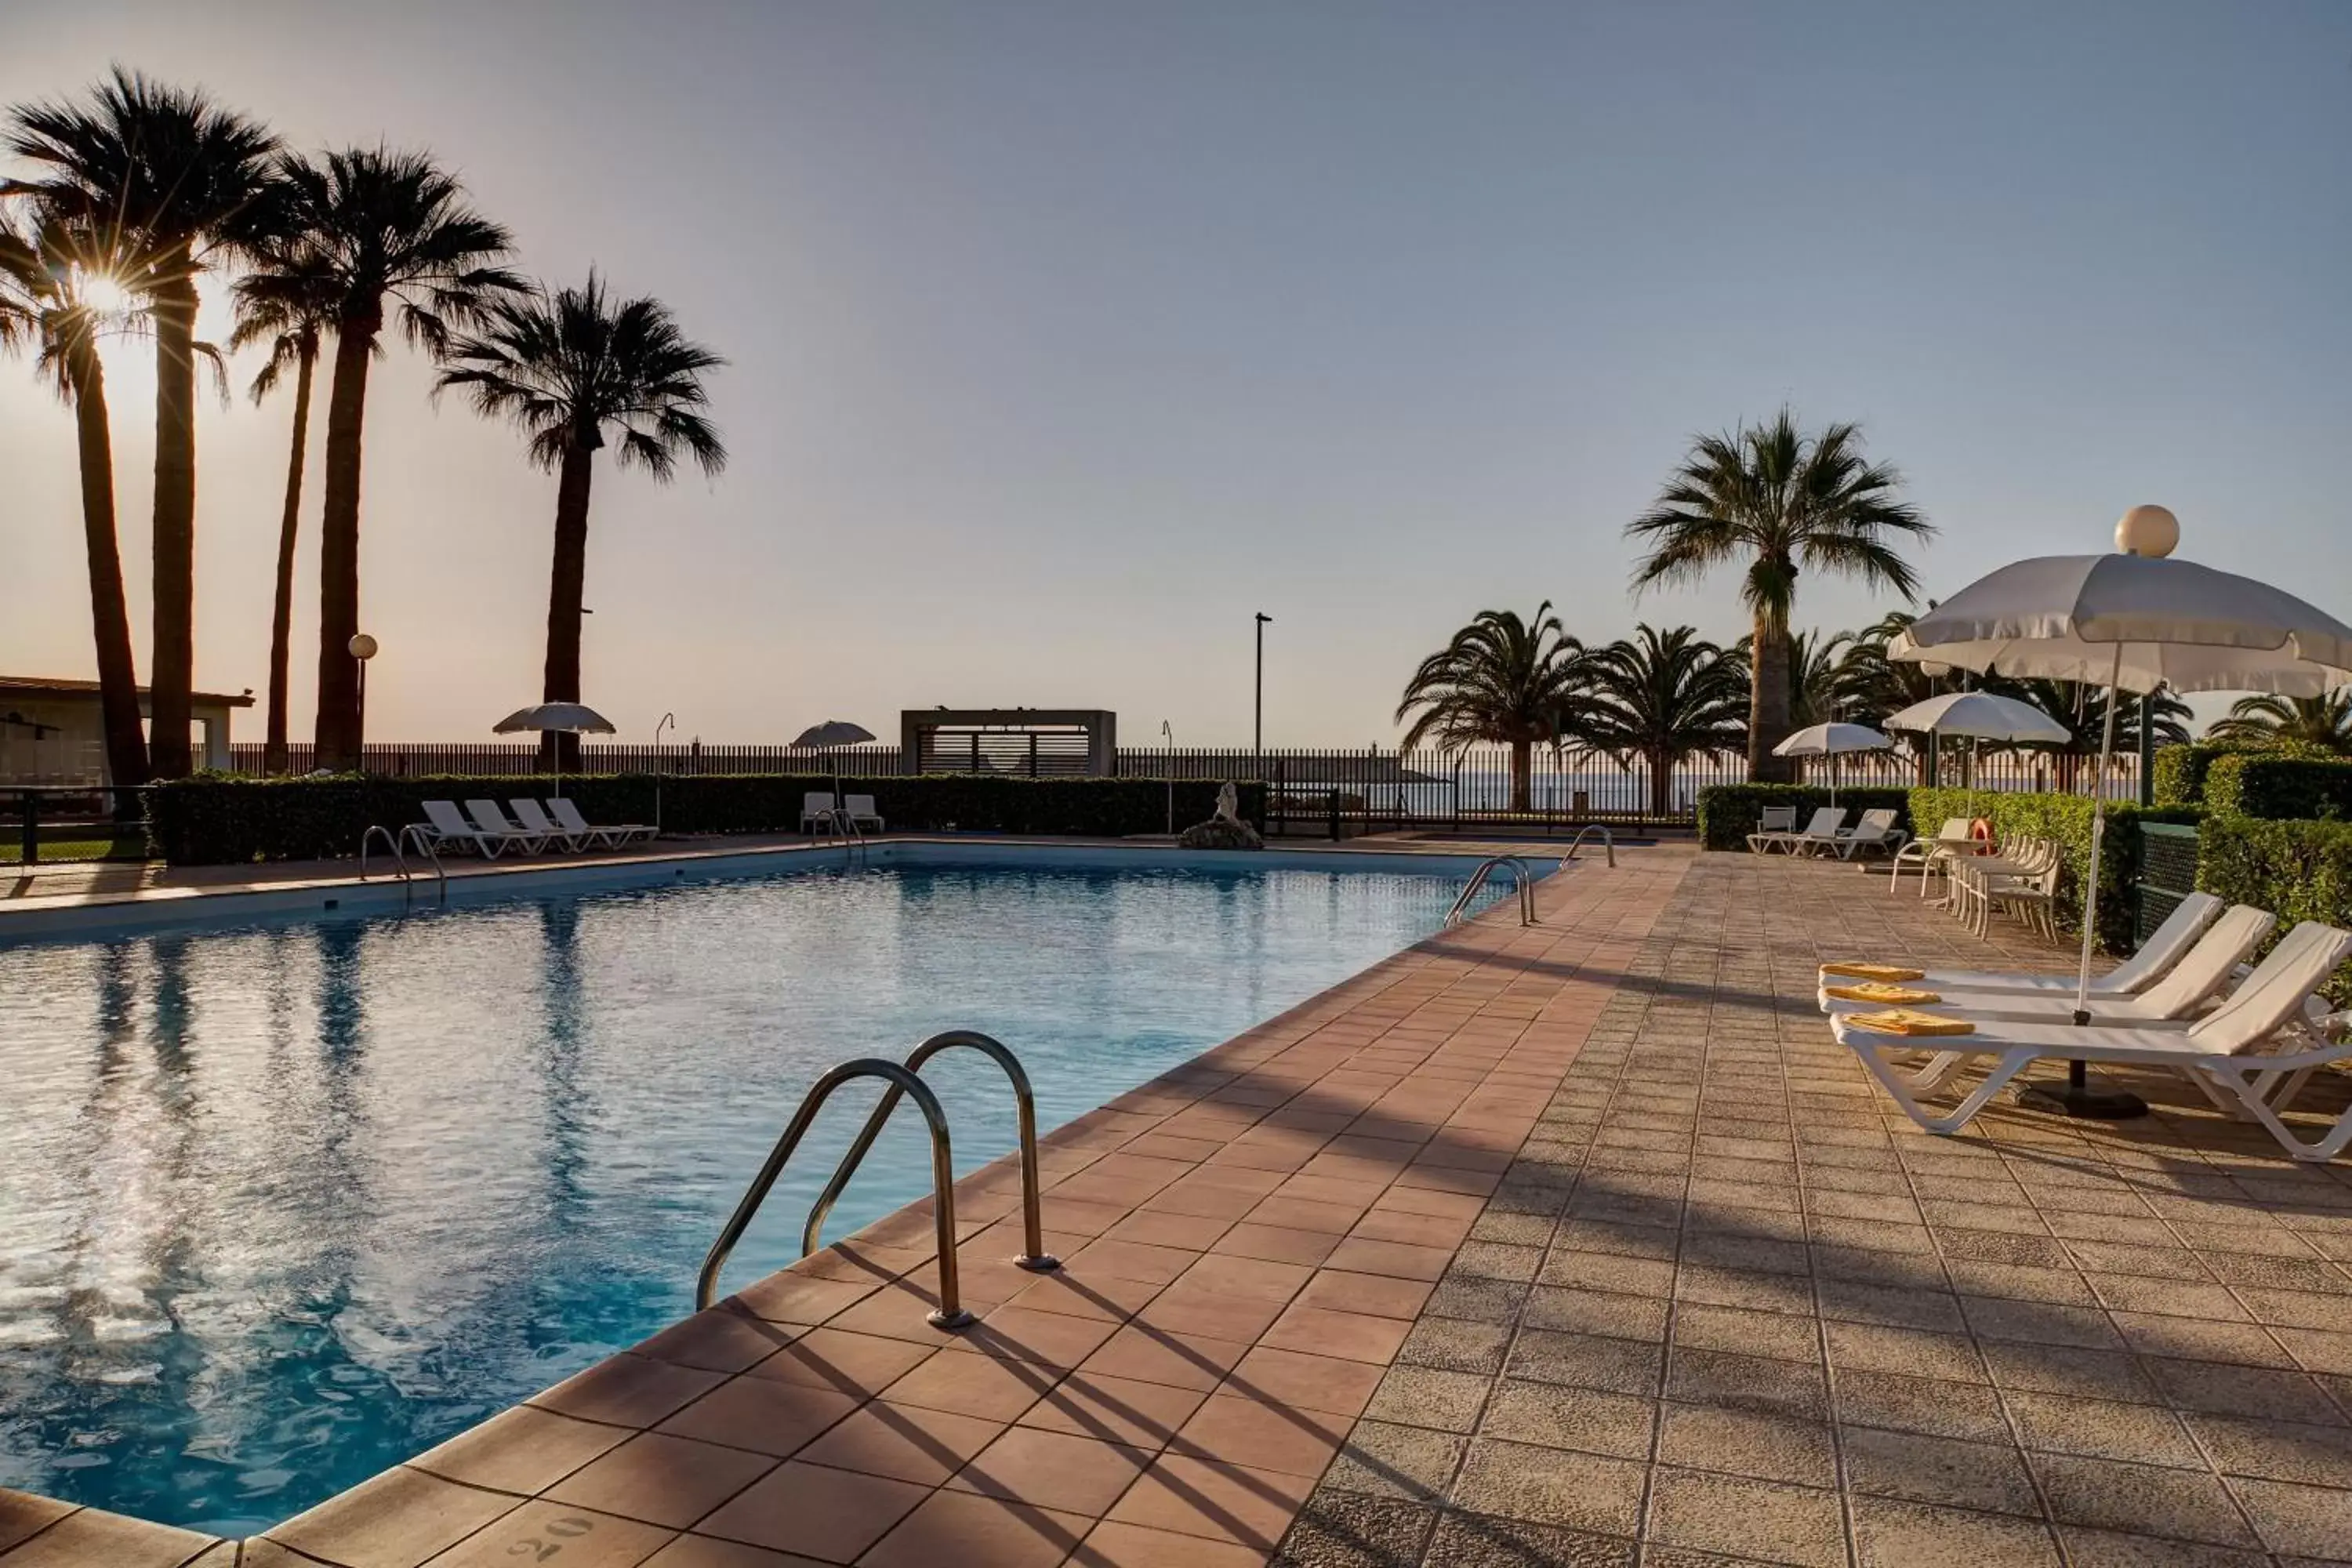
[899,709,1116,776]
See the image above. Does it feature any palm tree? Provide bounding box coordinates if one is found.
[1626,409,1932,782]
[435,272,726,769]
[229,224,340,774]
[1785,627,1861,729]
[1579,625,1748,816]
[0,213,149,786]
[6,70,278,777]
[252,148,521,769]
[1396,604,1590,813]
[2205,692,2352,755]
[2005,678,2193,791]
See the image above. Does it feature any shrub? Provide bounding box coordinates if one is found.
[2199,754,2352,822]
[1907,787,2199,953]
[2151,743,2221,808]
[147,773,1265,866]
[2197,815,2352,1002]
[1693,784,1912,852]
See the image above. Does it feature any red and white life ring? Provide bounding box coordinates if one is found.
[1968,817,1995,850]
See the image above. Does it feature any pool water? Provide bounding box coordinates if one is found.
[0,855,1495,1533]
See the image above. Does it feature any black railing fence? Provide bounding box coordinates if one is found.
[1,785,153,867]
[219,741,2141,840]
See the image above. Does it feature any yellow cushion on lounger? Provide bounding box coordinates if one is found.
[1844,1009,1976,1038]
[1824,982,1942,1005]
[1820,962,1926,982]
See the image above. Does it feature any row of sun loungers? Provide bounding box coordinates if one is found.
[1819,890,2352,1160]
[1747,806,1911,860]
[415,797,657,858]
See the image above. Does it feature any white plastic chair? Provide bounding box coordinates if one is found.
[1748,806,1797,853]
[844,794,884,832]
[800,792,837,833]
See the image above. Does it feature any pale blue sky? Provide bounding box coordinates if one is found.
[2,2,2347,744]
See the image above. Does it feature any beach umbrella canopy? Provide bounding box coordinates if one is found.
[1886,552,2352,695]
[1772,724,1889,808]
[790,720,877,749]
[1891,507,2352,1116]
[792,720,879,804]
[1772,722,1892,757]
[493,702,617,735]
[1882,691,2071,744]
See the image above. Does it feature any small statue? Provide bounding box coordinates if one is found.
[1179,780,1264,851]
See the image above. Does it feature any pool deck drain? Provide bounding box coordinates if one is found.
[11,845,2352,1565]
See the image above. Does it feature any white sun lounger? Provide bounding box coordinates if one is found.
[844,793,884,833]
[1830,920,2352,1138]
[1818,903,2274,1023]
[1831,808,1911,861]
[418,798,509,858]
[1817,891,2227,1000]
[509,797,586,851]
[547,797,655,848]
[800,792,837,833]
[466,799,554,855]
[1750,807,1844,855]
[1891,818,1977,896]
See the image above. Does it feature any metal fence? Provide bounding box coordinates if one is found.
[220,740,2142,837]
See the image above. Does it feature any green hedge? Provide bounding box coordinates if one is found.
[2200,754,2352,822]
[1908,787,2199,953]
[2151,743,2222,808]
[147,773,1265,866]
[2196,815,2352,1002]
[1693,784,1913,852]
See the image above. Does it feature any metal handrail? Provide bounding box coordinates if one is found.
[1562,825,1616,867]
[358,826,409,884]
[397,824,448,899]
[804,1030,1060,1273]
[697,1058,973,1329]
[1446,855,1535,927]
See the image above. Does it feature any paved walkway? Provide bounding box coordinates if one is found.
[9,848,2352,1566]
[1285,852,2352,1568]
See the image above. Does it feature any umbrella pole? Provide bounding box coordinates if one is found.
[2020,643,2147,1120]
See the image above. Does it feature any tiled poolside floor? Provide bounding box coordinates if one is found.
[9,846,2352,1566]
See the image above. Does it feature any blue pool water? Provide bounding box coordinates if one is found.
[0,851,1501,1533]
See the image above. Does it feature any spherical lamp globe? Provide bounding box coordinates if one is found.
[348,633,379,661]
[2115,505,2179,559]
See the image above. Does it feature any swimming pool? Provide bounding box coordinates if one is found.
[0,846,1516,1533]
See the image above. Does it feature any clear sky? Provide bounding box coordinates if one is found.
[2,1,2347,746]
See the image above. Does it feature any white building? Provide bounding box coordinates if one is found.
[0,676,252,784]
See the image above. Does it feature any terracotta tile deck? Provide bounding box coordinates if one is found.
[13,844,2352,1565]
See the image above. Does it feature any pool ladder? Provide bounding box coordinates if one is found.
[811,807,872,867]
[696,1030,1060,1329]
[1446,855,1536,927]
[358,824,448,903]
[1563,824,1616,866]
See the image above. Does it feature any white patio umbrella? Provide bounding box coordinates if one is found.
[1772,722,1893,806]
[791,720,878,804]
[1883,691,2071,812]
[1891,505,2352,1115]
[493,702,617,793]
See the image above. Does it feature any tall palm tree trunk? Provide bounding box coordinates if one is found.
[1749,612,1794,783]
[314,313,377,771]
[539,441,596,772]
[1650,747,1671,817]
[263,340,316,774]
[64,343,150,788]
[147,270,200,777]
[1508,738,1533,814]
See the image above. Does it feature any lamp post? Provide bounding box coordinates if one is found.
[1254,612,1272,780]
[653,712,677,831]
[347,633,378,766]
[1160,720,1175,835]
